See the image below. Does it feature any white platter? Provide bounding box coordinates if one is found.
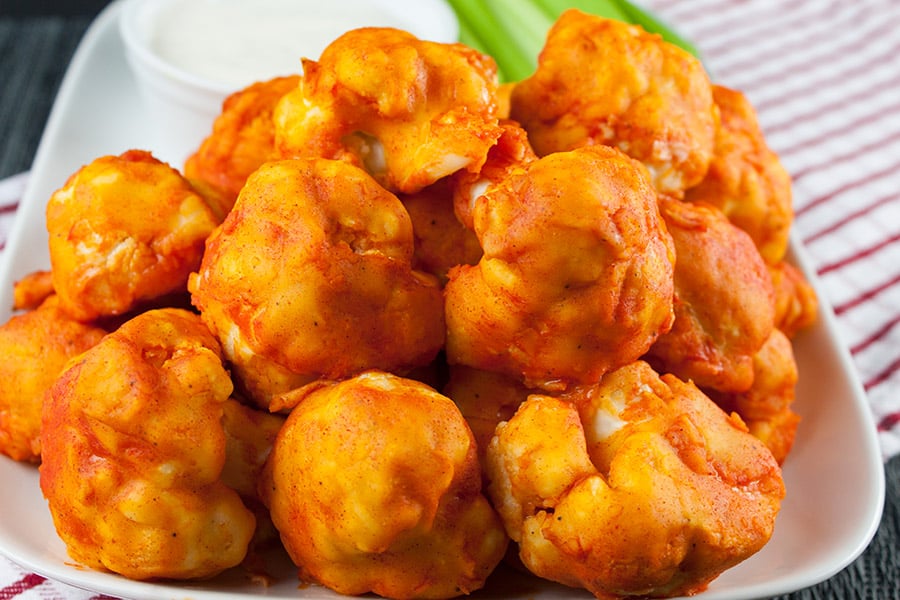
[0,2,886,599]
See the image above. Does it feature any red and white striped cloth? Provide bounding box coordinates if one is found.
[0,172,26,254]
[1,0,899,597]
[644,0,900,459]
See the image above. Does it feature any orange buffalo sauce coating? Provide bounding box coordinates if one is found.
[685,85,794,264]
[486,361,785,599]
[260,371,508,599]
[274,27,503,194]
[445,146,675,390]
[40,309,255,580]
[185,75,300,218]
[511,10,717,197]
[647,196,776,393]
[0,295,105,463]
[190,158,444,410]
[45,150,219,322]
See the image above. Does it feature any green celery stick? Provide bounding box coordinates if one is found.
[481,0,554,81]
[531,0,627,21]
[455,10,485,53]
[445,0,535,82]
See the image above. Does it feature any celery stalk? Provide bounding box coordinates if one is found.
[480,0,554,81]
[455,10,486,56]
[445,0,532,82]
[531,0,628,22]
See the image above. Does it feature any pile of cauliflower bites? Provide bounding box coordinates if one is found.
[0,9,820,600]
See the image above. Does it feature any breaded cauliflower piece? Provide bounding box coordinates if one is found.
[259,371,508,599]
[768,259,819,338]
[485,361,785,599]
[510,10,717,196]
[647,196,775,393]
[185,76,300,219]
[11,270,55,311]
[220,398,285,502]
[190,158,445,410]
[219,398,287,574]
[39,308,255,580]
[444,146,675,390]
[399,177,482,285]
[685,85,793,263]
[709,329,801,464]
[274,27,503,194]
[495,82,514,120]
[442,365,531,465]
[0,295,105,462]
[46,150,220,322]
[450,119,537,230]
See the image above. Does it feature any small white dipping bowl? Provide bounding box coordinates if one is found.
[118,0,459,166]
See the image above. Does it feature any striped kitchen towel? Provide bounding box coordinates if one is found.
[644,0,900,458]
[0,172,26,253]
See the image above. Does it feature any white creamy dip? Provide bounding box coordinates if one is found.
[144,0,458,89]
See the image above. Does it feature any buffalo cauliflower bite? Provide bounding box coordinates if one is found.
[510,10,717,196]
[220,398,285,502]
[485,361,785,599]
[219,398,287,574]
[708,329,801,464]
[444,145,675,390]
[45,150,220,322]
[184,75,300,219]
[259,371,508,599]
[0,295,106,462]
[450,120,537,230]
[685,85,793,263]
[39,308,256,580]
[647,196,776,393]
[274,27,503,194]
[399,177,483,285]
[442,365,532,465]
[11,270,55,311]
[768,259,819,338]
[189,158,445,410]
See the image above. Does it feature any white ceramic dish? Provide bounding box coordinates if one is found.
[0,2,886,599]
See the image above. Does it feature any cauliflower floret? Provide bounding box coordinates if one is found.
[685,85,793,263]
[0,294,106,463]
[768,259,819,338]
[485,361,785,599]
[11,270,55,311]
[274,27,503,194]
[45,150,219,322]
[510,9,717,197]
[444,145,675,390]
[708,329,801,464]
[189,158,445,410]
[184,75,301,219]
[39,308,255,580]
[259,371,508,599]
[647,196,775,393]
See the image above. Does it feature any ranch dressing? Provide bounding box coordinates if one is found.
[147,0,449,89]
